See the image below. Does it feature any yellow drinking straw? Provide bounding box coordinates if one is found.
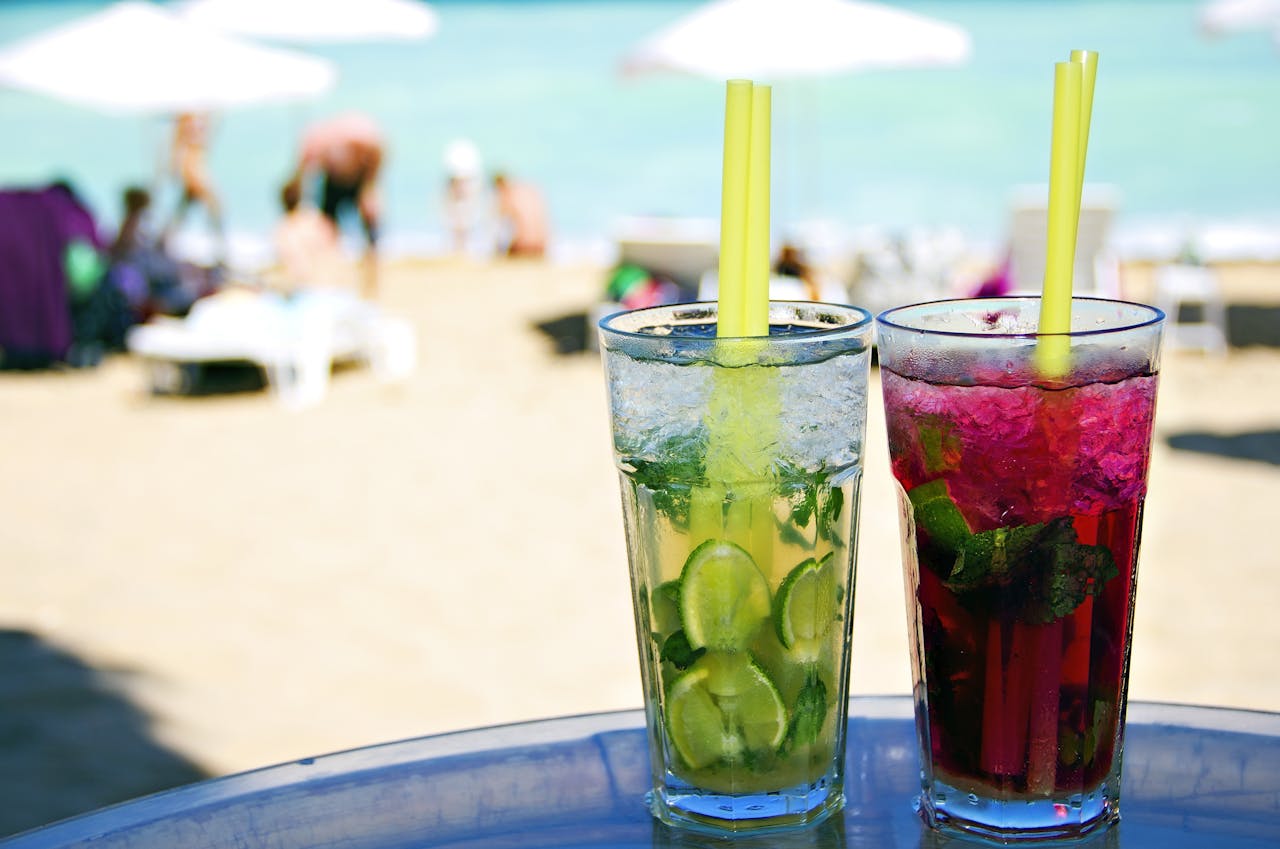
[717,80,753,338]
[743,84,772,336]
[1034,53,1095,378]
[717,80,771,338]
[692,80,778,566]
[1070,50,1097,249]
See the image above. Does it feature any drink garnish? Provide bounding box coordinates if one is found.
[666,653,787,769]
[660,630,705,670]
[773,553,840,652]
[916,416,962,475]
[780,669,829,754]
[626,432,708,526]
[679,539,771,652]
[908,479,971,553]
[777,461,846,548]
[910,482,1118,624]
[666,663,730,769]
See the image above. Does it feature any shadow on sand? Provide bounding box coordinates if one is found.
[0,629,208,838]
[1166,429,1280,467]
[1225,304,1280,347]
[533,311,592,355]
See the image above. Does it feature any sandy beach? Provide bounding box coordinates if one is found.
[2,257,1278,835]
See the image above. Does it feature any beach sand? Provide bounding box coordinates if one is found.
[2,257,1278,835]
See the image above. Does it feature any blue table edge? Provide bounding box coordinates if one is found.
[4,695,1278,846]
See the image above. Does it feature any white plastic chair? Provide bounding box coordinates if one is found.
[126,289,417,408]
[697,272,848,304]
[1006,184,1120,295]
[1153,264,1229,355]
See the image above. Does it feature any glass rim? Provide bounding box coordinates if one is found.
[875,296,1165,340]
[599,300,874,343]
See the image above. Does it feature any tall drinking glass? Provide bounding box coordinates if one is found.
[599,302,873,833]
[876,297,1165,842]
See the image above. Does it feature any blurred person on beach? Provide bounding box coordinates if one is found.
[108,185,212,319]
[110,186,153,266]
[492,172,548,259]
[285,112,384,300]
[773,242,821,301]
[165,112,225,264]
[109,186,181,315]
[272,180,342,292]
[441,138,486,258]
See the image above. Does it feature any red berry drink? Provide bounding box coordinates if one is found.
[876,298,1164,842]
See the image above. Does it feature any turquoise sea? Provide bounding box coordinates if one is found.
[1,0,1278,261]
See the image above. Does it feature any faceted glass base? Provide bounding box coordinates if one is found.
[649,775,844,835]
[918,777,1120,843]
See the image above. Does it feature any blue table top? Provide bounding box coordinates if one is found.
[3,697,1278,848]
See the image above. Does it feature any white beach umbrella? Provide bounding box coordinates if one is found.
[0,1,337,114]
[1199,0,1280,36]
[620,0,972,242]
[176,0,438,44]
[620,0,971,80]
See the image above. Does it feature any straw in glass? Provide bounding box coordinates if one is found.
[1021,49,1099,798]
[1034,51,1097,379]
[691,79,777,563]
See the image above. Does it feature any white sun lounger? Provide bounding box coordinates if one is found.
[126,289,415,409]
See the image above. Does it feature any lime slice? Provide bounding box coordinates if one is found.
[908,479,972,553]
[665,653,787,769]
[665,664,726,769]
[773,553,841,650]
[679,539,771,651]
[715,656,789,754]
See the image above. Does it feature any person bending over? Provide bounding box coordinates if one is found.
[284,112,385,299]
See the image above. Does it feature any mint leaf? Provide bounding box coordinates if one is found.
[781,670,828,753]
[791,487,816,529]
[921,496,1119,625]
[774,458,817,530]
[660,630,705,670]
[817,486,844,545]
[776,517,810,549]
[947,522,1046,591]
[773,461,844,549]
[1041,537,1117,622]
[950,519,1076,590]
[626,433,707,526]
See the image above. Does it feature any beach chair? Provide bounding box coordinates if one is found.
[126,288,415,408]
[1153,263,1229,355]
[612,215,720,295]
[845,232,955,318]
[696,271,848,304]
[1006,184,1121,296]
[583,216,722,351]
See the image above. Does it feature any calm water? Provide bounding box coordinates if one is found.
[1,0,1278,260]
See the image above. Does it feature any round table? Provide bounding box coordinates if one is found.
[3,697,1278,848]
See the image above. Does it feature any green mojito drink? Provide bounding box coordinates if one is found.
[599,302,873,832]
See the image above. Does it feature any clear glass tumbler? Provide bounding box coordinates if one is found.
[876,297,1165,842]
[599,301,873,833]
